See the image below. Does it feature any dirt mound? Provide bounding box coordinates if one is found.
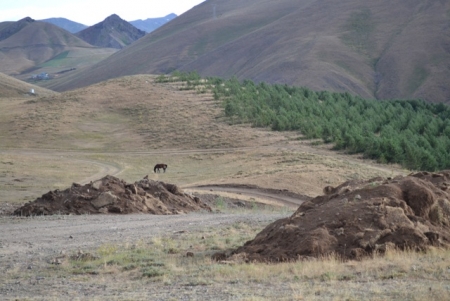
[229,171,450,262]
[13,175,211,216]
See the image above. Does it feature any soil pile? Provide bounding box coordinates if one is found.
[230,171,450,262]
[13,175,211,216]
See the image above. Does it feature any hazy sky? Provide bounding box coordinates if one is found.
[0,0,207,25]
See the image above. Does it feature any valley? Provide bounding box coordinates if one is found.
[3,75,445,300]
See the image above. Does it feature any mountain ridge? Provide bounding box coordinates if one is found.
[130,13,177,33]
[47,0,450,103]
[40,17,88,33]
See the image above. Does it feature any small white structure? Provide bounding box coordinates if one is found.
[30,88,35,94]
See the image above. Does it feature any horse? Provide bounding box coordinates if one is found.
[154,163,168,173]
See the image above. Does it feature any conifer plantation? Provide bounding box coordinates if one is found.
[159,72,450,171]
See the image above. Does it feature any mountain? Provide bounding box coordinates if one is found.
[0,17,96,75]
[130,13,177,33]
[40,18,88,33]
[48,0,450,103]
[0,17,35,42]
[75,14,146,49]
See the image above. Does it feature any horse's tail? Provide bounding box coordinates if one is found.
[154,165,157,173]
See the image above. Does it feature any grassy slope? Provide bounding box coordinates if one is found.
[0,72,58,97]
[49,0,450,103]
[0,75,405,206]
[0,20,114,79]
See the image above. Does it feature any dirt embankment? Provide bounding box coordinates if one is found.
[13,175,211,216]
[228,171,450,262]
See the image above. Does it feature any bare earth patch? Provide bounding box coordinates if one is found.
[13,175,211,216]
[229,171,450,262]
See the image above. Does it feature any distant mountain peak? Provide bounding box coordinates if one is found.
[130,13,177,33]
[18,17,35,23]
[75,14,145,49]
[0,16,36,42]
[104,14,122,21]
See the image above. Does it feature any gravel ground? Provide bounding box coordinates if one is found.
[0,211,289,300]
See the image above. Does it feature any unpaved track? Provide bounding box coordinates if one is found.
[190,184,310,208]
[75,158,122,184]
[0,212,288,257]
[0,212,289,300]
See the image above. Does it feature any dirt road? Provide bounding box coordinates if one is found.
[189,184,311,208]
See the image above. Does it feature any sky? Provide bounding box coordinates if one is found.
[0,0,207,26]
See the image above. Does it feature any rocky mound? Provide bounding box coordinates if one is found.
[229,171,450,262]
[13,175,211,216]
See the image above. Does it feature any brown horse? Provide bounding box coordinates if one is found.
[154,163,168,173]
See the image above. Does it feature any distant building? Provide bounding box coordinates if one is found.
[31,72,50,80]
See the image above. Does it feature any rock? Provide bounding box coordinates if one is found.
[91,180,102,190]
[91,191,117,209]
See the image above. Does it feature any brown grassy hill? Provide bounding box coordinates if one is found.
[0,72,58,98]
[75,14,146,49]
[0,18,95,75]
[0,74,404,206]
[0,17,34,41]
[50,0,450,103]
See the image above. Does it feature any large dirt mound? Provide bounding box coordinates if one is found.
[13,175,211,216]
[230,171,450,262]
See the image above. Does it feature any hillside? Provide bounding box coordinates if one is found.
[130,13,177,33]
[0,72,58,98]
[40,17,88,33]
[0,74,404,204]
[75,14,146,49]
[49,0,450,103]
[0,17,34,42]
[0,17,95,75]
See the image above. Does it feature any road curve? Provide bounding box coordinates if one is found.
[188,184,311,208]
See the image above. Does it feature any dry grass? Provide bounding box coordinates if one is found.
[17,219,449,300]
[0,72,58,98]
[0,75,405,207]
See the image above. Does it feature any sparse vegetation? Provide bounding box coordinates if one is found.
[30,219,450,300]
[341,8,375,56]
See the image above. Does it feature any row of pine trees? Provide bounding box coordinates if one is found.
[157,72,450,171]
